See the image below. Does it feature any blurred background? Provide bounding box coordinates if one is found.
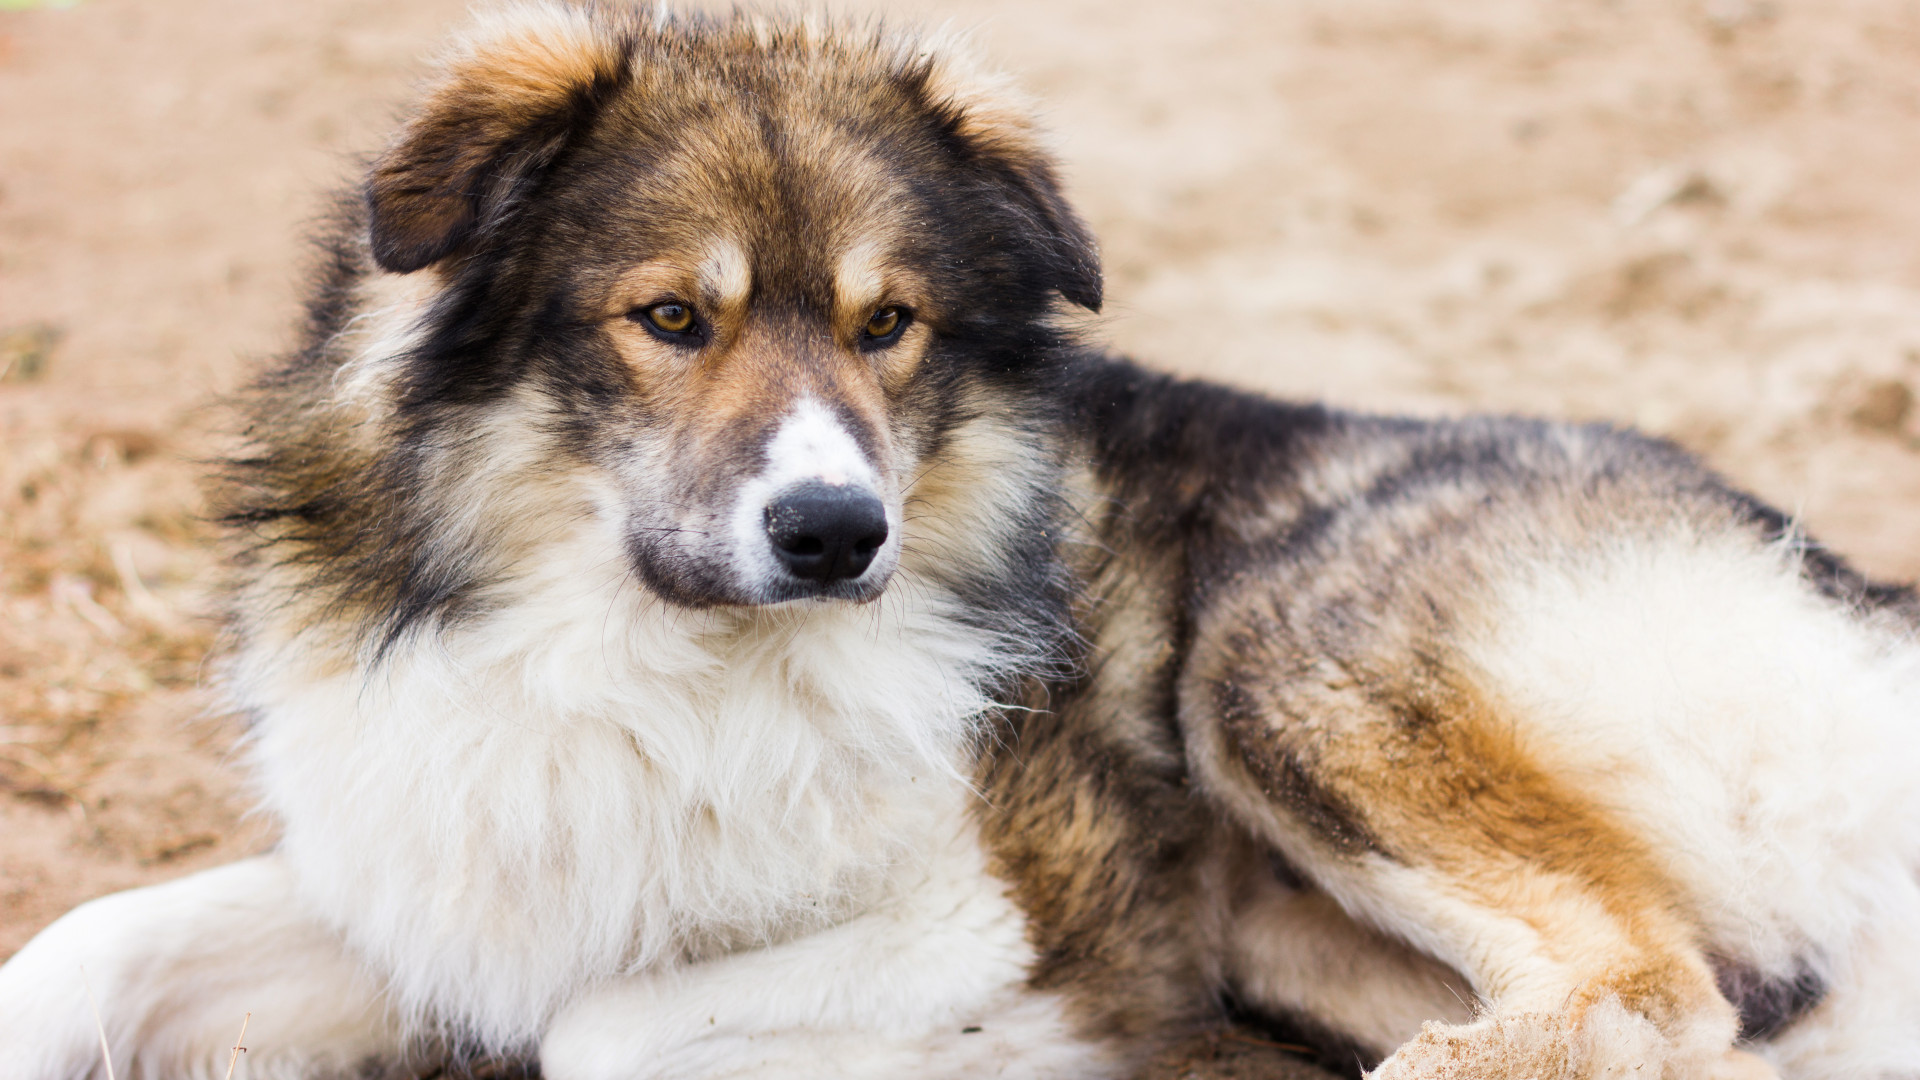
[3,0,1919,959]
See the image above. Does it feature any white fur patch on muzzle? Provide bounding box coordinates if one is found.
[727,399,898,600]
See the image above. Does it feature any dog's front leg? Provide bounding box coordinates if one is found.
[539,825,1116,1080]
[0,855,409,1080]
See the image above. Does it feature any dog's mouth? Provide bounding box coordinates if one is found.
[623,497,900,608]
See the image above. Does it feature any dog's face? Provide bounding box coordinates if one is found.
[358,6,1100,609]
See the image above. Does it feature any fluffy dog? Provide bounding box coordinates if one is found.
[3,4,1919,1078]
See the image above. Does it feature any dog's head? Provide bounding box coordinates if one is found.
[337,3,1098,613]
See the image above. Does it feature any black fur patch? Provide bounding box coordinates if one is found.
[1730,495,1920,618]
[1064,354,1336,547]
[1224,993,1380,1080]
[1714,959,1828,1041]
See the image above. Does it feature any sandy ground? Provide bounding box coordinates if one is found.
[3,0,1920,1075]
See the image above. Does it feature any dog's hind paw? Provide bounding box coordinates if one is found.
[1367,996,1757,1080]
[1367,1013,1583,1080]
[1367,991,1758,1076]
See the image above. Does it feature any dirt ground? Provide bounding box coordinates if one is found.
[3,0,1920,1075]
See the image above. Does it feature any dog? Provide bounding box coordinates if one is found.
[4,3,1920,1078]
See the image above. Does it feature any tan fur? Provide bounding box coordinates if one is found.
[1223,877,1475,1053]
[367,4,633,270]
[972,681,1219,1051]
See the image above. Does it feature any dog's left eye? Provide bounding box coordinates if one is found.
[861,306,909,346]
[631,302,700,341]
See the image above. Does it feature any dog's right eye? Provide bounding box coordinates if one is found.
[632,302,699,339]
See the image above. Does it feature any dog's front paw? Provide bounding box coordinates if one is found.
[0,943,116,1080]
[540,978,715,1080]
[0,858,409,1080]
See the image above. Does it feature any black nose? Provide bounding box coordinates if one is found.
[764,482,889,583]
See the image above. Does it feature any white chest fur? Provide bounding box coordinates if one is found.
[234,519,1010,1049]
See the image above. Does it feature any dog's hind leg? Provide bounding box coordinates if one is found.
[1185,667,1759,1077]
[1177,575,1793,1078]
[1179,494,1920,1078]
[0,855,410,1080]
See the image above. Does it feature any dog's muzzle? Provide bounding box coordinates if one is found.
[764,481,889,584]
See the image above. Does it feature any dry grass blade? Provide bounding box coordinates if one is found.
[224,1012,251,1080]
[79,966,116,1080]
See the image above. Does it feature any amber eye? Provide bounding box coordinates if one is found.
[636,302,696,335]
[862,306,908,344]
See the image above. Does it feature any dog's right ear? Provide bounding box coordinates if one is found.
[367,4,631,274]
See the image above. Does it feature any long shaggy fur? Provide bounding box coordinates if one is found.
[2,5,1919,1080]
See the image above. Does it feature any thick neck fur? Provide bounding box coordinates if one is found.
[235,519,1011,1048]
[219,265,1076,1049]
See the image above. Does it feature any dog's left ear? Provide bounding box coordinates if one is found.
[366,4,632,274]
[984,148,1104,314]
[918,47,1103,312]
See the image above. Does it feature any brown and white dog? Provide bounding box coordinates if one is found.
[3,4,1919,1078]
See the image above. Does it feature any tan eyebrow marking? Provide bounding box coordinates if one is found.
[833,241,888,321]
[603,240,749,321]
[698,240,751,313]
[605,263,689,317]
